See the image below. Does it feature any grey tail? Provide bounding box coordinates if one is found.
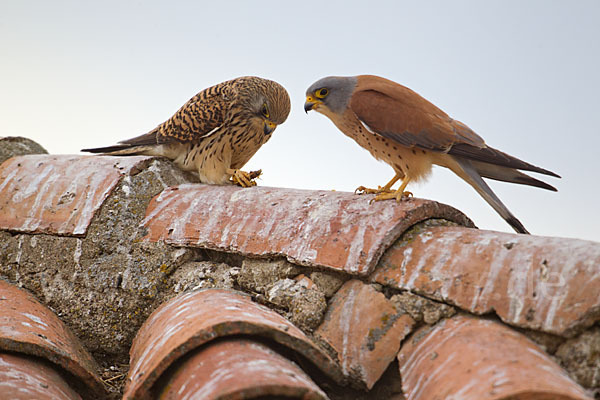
[452,158,530,234]
[470,161,557,192]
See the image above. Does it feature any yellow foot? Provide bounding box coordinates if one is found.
[354,185,394,195]
[371,190,413,203]
[228,169,262,188]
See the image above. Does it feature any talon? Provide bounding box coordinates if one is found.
[355,185,369,195]
[355,185,393,195]
[228,169,262,188]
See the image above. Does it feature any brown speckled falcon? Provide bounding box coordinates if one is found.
[304,75,560,234]
[83,76,290,187]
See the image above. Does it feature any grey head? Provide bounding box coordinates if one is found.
[304,76,358,114]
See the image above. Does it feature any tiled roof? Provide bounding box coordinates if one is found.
[0,137,598,399]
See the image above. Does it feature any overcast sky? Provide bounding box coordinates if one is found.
[2,1,599,241]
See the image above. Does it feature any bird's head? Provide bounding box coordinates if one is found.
[304,76,358,116]
[243,77,291,136]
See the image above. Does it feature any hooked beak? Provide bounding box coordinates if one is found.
[304,95,322,113]
[264,120,276,135]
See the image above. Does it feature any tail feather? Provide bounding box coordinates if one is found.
[81,144,153,156]
[470,161,557,192]
[452,157,530,234]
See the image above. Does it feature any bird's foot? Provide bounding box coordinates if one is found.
[229,169,262,187]
[371,190,413,203]
[354,185,394,195]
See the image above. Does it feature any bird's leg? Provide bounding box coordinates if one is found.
[372,177,413,202]
[228,168,262,188]
[355,172,402,195]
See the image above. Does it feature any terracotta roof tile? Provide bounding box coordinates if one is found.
[372,226,600,336]
[315,280,415,389]
[158,339,329,400]
[124,288,343,399]
[398,315,592,400]
[142,184,473,275]
[0,154,152,236]
[0,352,82,400]
[0,280,106,398]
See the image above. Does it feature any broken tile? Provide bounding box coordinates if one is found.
[315,280,415,389]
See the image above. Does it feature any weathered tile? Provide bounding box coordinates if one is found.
[398,315,592,400]
[125,288,343,400]
[315,280,415,389]
[158,339,329,400]
[0,154,152,236]
[372,226,600,336]
[0,352,82,400]
[142,184,473,275]
[0,280,106,398]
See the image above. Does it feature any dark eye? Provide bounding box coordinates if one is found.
[261,103,270,118]
[315,88,329,98]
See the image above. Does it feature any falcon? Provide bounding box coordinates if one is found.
[304,75,560,234]
[83,76,290,187]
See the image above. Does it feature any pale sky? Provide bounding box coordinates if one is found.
[2,1,599,241]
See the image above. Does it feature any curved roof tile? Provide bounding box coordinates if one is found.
[0,352,82,400]
[142,184,473,275]
[372,226,600,336]
[0,280,106,398]
[0,154,152,236]
[125,288,343,399]
[158,339,329,400]
[398,315,593,400]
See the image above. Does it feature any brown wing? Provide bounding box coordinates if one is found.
[350,75,559,177]
[350,76,484,152]
[120,81,233,147]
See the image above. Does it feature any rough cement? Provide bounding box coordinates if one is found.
[238,258,301,293]
[555,326,600,396]
[390,291,456,325]
[0,136,48,164]
[237,258,328,331]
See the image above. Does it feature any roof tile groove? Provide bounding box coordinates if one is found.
[0,154,153,236]
[371,226,600,336]
[0,280,106,398]
[315,280,415,389]
[398,315,593,400]
[124,288,343,399]
[142,184,473,275]
[158,339,329,400]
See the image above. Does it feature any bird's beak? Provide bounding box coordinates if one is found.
[264,120,276,135]
[304,95,322,113]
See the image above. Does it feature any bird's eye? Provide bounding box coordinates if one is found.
[261,103,270,118]
[315,88,329,99]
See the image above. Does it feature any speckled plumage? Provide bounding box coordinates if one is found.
[83,76,290,185]
[305,74,560,234]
